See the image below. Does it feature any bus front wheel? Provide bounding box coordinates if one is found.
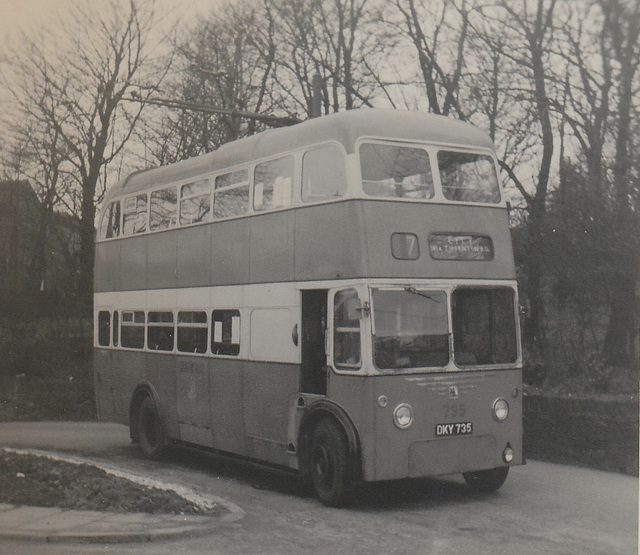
[463,466,509,492]
[137,396,169,460]
[310,419,350,506]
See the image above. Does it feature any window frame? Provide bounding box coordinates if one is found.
[301,143,348,203]
[120,310,146,349]
[358,140,436,201]
[253,155,295,212]
[147,311,175,352]
[99,201,121,240]
[149,186,178,232]
[179,178,212,227]
[177,310,209,354]
[213,168,250,220]
[436,149,502,204]
[211,309,241,356]
[122,193,149,236]
[97,311,111,347]
[331,288,364,372]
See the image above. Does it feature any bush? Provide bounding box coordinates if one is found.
[0,318,95,422]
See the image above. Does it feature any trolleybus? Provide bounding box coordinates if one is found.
[94,109,522,505]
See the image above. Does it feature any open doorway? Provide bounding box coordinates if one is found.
[301,290,328,395]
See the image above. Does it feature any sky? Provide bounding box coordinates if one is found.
[0,0,220,44]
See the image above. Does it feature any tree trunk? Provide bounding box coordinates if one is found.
[78,182,96,310]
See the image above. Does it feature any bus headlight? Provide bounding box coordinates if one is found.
[492,398,509,421]
[393,403,414,429]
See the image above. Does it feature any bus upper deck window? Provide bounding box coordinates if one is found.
[302,145,347,202]
[254,156,293,211]
[100,201,121,239]
[214,169,249,219]
[150,187,177,231]
[180,179,211,226]
[360,143,434,199]
[123,194,148,235]
[437,151,500,204]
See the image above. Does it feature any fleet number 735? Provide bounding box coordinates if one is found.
[443,404,466,418]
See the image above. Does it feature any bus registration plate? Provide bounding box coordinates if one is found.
[435,422,473,437]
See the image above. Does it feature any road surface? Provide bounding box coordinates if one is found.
[0,422,637,554]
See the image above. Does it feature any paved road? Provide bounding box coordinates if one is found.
[0,422,637,554]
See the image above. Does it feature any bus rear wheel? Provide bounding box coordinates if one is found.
[136,396,169,460]
[463,466,509,492]
[310,419,350,506]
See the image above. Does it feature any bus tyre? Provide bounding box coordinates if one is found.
[310,419,350,506]
[463,466,509,493]
[137,396,168,460]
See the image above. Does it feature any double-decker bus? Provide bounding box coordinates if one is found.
[94,109,522,506]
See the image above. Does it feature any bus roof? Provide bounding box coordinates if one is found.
[107,109,495,199]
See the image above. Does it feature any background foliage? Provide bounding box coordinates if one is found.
[0,0,638,394]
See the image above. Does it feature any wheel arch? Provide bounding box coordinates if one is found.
[298,400,362,483]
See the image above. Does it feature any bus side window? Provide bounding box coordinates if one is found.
[212,310,240,355]
[123,194,148,235]
[147,311,174,351]
[121,310,145,349]
[177,311,208,354]
[254,156,293,211]
[100,201,121,239]
[98,311,111,346]
[302,145,347,202]
[180,179,211,226]
[333,289,362,369]
[150,187,177,231]
[214,169,249,219]
[113,310,119,347]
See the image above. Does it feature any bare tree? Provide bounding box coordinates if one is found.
[2,0,172,307]
[141,0,290,164]
[599,0,640,367]
[272,0,381,115]
[385,0,473,117]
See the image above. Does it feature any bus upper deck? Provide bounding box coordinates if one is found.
[96,109,514,292]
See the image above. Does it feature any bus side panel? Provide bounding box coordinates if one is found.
[242,361,299,467]
[147,231,177,290]
[327,373,377,476]
[94,349,116,422]
[120,236,147,291]
[210,219,250,286]
[295,202,369,281]
[177,225,212,288]
[95,241,121,293]
[249,212,295,284]
[208,358,245,453]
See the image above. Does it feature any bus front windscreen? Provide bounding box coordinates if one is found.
[372,288,449,370]
[452,288,518,366]
[372,287,518,372]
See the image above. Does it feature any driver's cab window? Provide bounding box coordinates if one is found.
[333,289,362,369]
